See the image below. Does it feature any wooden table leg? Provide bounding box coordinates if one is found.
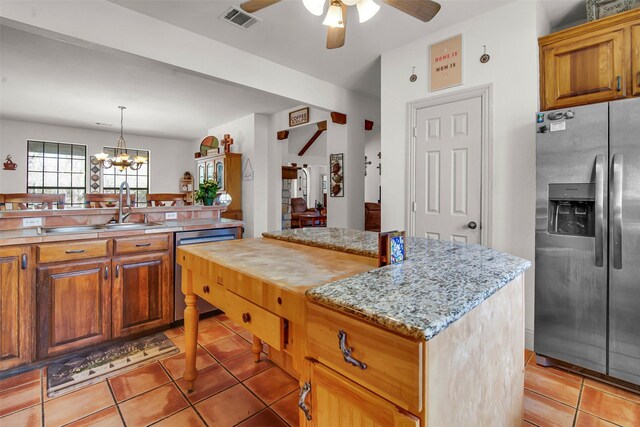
[183,293,199,392]
[252,336,263,363]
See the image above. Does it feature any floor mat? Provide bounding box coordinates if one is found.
[46,332,178,398]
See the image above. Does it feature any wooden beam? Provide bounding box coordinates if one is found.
[277,130,289,140]
[365,120,374,131]
[331,112,347,125]
[298,122,328,157]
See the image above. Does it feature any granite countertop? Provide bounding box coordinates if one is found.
[303,234,531,341]
[262,228,379,258]
[0,218,243,246]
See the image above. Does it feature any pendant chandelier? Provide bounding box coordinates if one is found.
[94,106,147,171]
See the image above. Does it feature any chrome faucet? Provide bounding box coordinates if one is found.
[118,181,132,224]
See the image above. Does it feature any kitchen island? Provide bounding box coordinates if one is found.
[177,228,531,426]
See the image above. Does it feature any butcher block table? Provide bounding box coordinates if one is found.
[177,228,531,426]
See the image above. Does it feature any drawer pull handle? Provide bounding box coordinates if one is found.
[202,285,210,294]
[338,330,367,370]
[298,382,312,421]
[242,312,251,323]
[136,243,151,247]
[105,266,109,280]
[65,249,85,254]
[115,265,120,278]
[21,254,27,270]
[616,75,622,92]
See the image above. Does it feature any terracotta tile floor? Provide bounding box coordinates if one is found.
[523,348,640,426]
[3,317,640,427]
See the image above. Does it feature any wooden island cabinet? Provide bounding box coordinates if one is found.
[539,9,640,111]
[0,246,34,370]
[179,234,529,426]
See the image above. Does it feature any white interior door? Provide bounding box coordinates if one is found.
[414,97,482,243]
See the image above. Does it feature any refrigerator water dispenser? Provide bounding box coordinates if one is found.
[548,183,595,237]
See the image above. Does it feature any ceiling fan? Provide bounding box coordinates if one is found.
[240,0,441,49]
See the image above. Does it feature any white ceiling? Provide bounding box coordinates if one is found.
[112,0,520,98]
[0,25,299,141]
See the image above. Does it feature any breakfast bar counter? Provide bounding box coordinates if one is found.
[177,228,531,426]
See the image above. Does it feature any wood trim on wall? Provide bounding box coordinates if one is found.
[406,84,493,247]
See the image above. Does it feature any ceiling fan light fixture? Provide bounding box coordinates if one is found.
[322,1,344,27]
[302,0,325,16]
[356,0,379,23]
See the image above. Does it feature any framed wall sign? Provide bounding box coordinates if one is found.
[429,34,463,91]
[289,107,310,127]
[586,0,640,21]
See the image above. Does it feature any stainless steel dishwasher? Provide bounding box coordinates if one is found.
[174,228,237,321]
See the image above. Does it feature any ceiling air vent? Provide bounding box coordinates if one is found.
[220,6,261,30]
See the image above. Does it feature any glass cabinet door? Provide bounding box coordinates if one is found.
[215,159,225,190]
[206,161,214,182]
[198,163,205,185]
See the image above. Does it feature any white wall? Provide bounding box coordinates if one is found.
[283,124,327,167]
[381,1,547,349]
[365,125,381,203]
[202,114,266,238]
[0,118,192,194]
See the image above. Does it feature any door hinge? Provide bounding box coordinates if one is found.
[412,127,417,137]
[412,201,417,212]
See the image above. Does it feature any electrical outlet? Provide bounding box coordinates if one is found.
[23,217,43,227]
[165,212,178,220]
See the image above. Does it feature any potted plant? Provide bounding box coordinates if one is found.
[315,200,324,214]
[195,179,220,206]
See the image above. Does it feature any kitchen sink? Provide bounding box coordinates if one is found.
[39,222,163,235]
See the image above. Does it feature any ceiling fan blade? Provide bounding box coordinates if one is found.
[240,0,281,13]
[383,0,441,22]
[326,3,348,49]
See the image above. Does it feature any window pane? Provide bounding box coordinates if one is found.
[72,159,84,173]
[28,141,44,156]
[59,158,72,173]
[28,157,43,171]
[44,142,58,157]
[59,144,72,158]
[73,145,85,157]
[72,173,84,187]
[58,173,71,187]
[44,172,57,186]
[138,176,147,188]
[28,173,43,187]
[44,158,57,172]
[103,175,115,188]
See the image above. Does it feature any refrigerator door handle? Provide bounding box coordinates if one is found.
[595,154,605,267]
[612,153,623,269]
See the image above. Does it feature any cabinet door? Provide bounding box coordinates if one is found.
[37,260,111,358]
[198,163,205,185]
[1,246,34,369]
[206,161,214,183]
[303,362,419,427]
[632,24,640,97]
[214,159,225,190]
[541,29,626,110]
[112,252,171,338]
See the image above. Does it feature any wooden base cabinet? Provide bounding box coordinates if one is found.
[0,246,34,370]
[112,252,171,338]
[36,260,111,359]
[300,360,419,427]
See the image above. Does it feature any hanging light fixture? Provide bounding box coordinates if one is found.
[302,0,325,16]
[94,106,147,171]
[322,0,344,27]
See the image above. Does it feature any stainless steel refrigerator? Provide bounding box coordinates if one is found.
[535,97,640,385]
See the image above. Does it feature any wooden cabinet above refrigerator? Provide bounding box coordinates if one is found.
[539,9,640,111]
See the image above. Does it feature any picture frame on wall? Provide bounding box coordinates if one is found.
[586,0,640,21]
[429,34,463,92]
[289,107,310,127]
[330,153,344,197]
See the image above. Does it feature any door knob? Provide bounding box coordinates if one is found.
[468,221,478,230]
[242,312,251,323]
